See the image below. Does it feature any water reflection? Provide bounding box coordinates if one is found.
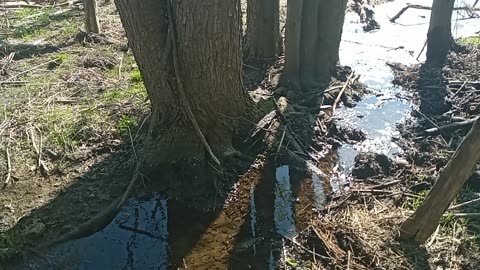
[25,194,168,270]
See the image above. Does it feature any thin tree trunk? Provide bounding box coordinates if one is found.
[426,0,455,65]
[84,0,100,34]
[244,0,279,61]
[115,0,248,178]
[400,118,480,243]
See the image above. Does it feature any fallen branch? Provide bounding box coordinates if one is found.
[422,117,479,136]
[1,58,59,83]
[449,197,480,210]
[390,4,480,23]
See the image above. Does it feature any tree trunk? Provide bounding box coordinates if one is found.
[282,0,303,89]
[426,0,455,66]
[84,0,101,34]
[244,0,280,62]
[114,0,249,185]
[400,117,480,243]
[282,0,348,90]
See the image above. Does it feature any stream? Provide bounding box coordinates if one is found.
[20,1,480,269]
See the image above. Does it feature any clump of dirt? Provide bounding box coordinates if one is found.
[328,122,367,144]
[352,152,392,179]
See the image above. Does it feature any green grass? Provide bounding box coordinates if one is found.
[102,83,147,103]
[39,107,78,150]
[459,36,480,46]
[116,114,137,135]
[130,70,143,83]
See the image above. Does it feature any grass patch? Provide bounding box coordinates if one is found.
[130,69,142,83]
[116,114,137,135]
[458,36,480,46]
[39,107,78,150]
[102,83,147,103]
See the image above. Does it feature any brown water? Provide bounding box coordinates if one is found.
[19,1,480,269]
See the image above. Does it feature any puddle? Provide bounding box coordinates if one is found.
[24,194,169,270]
[274,165,297,238]
[334,0,480,187]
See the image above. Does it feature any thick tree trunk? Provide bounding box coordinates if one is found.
[84,0,101,34]
[282,0,348,90]
[426,0,455,66]
[282,0,303,89]
[115,0,248,181]
[244,0,280,61]
[400,118,480,243]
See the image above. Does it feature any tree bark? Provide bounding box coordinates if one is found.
[426,0,455,66]
[400,117,480,243]
[244,0,280,62]
[282,0,348,90]
[84,0,101,34]
[282,0,303,89]
[114,0,249,182]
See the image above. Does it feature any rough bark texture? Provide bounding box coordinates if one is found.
[244,0,280,61]
[282,0,348,90]
[400,118,480,243]
[84,0,101,33]
[114,0,248,177]
[426,0,455,66]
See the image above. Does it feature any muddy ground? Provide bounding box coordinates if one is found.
[284,41,480,269]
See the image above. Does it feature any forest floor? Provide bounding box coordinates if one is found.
[284,40,480,270]
[0,2,148,264]
[0,0,479,270]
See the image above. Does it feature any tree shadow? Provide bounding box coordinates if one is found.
[416,63,451,116]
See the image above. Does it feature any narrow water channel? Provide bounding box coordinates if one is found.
[19,1,480,269]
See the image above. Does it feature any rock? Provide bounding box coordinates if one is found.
[395,158,410,168]
[352,152,392,179]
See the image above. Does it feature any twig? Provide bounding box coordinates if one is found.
[451,80,468,98]
[422,117,479,136]
[127,126,137,160]
[332,72,355,114]
[414,109,448,145]
[118,51,124,80]
[166,0,220,165]
[448,212,480,217]
[347,250,351,270]
[284,236,331,260]
[3,146,11,188]
[275,127,286,162]
[1,58,59,83]
[426,225,440,247]
[416,40,427,61]
[449,197,480,210]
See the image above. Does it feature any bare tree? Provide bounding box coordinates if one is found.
[426,0,456,65]
[84,0,100,34]
[244,0,280,61]
[400,117,480,243]
[282,0,348,90]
